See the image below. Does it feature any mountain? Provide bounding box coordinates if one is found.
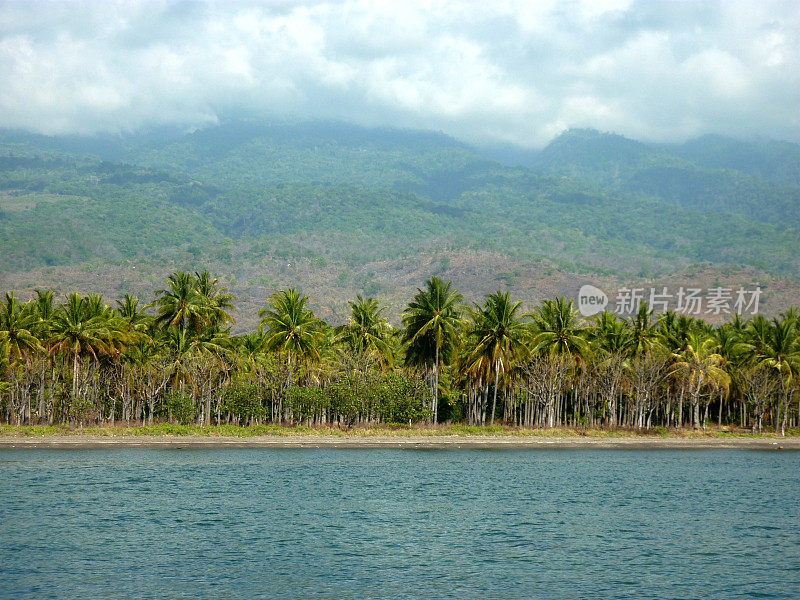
[1,121,797,327]
[670,134,800,189]
[531,128,800,226]
[533,128,653,185]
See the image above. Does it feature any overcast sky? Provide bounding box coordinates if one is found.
[1,0,797,147]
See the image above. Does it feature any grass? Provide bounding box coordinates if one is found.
[1,423,797,439]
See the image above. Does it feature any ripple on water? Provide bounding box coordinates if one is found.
[0,448,798,600]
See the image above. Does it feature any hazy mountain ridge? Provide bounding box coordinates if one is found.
[531,128,800,226]
[1,121,798,319]
[669,134,800,189]
[533,128,800,188]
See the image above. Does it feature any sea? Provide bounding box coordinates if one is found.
[1,448,798,599]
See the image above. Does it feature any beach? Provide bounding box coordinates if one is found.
[2,434,797,450]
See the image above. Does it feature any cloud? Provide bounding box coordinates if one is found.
[0,0,797,147]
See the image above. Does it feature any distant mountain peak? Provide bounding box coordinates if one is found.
[546,128,647,150]
[535,129,652,178]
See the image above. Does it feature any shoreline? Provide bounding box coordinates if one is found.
[1,435,798,450]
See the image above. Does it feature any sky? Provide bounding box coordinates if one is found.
[1,0,797,148]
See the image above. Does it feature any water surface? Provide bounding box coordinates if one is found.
[1,449,798,599]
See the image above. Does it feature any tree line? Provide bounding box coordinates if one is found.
[1,272,798,434]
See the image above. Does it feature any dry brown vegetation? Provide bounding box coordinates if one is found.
[2,251,797,332]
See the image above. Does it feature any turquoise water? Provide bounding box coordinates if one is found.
[1,449,798,599]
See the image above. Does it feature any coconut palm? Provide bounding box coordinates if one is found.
[0,292,43,363]
[116,294,151,331]
[194,270,236,331]
[466,291,530,425]
[530,297,588,361]
[83,293,109,320]
[259,288,324,381]
[712,324,746,427]
[658,311,698,354]
[162,325,230,423]
[628,302,662,357]
[402,277,463,423]
[336,295,394,370]
[154,271,206,331]
[237,331,268,366]
[588,311,632,356]
[0,293,44,424]
[747,315,799,436]
[31,289,55,336]
[744,315,771,356]
[50,293,117,403]
[669,332,731,430]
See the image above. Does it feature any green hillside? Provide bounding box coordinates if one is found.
[670,134,800,189]
[533,129,800,226]
[1,122,798,302]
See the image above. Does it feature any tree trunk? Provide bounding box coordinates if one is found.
[481,382,488,425]
[432,344,439,424]
[72,353,79,405]
[489,358,499,426]
[780,388,789,436]
[702,400,708,431]
[38,363,47,424]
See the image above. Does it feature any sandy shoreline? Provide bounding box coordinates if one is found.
[1,435,798,450]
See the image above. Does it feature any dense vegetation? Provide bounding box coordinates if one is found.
[1,122,798,283]
[2,273,798,435]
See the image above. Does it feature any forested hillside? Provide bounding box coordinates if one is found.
[1,121,798,327]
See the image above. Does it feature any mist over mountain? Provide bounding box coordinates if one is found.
[3,1,798,148]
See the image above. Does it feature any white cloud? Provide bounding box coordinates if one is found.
[0,0,797,146]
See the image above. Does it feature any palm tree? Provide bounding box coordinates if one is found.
[658,311,704,428]
[194,270,236,332]
[629,302,661,357]
[658,311,698,354]
[669,332,731,430]
[0,292,43,363]
[402,277,463,423]
[31,289,55,334]
[466,291,530,425]
[747,315,799,436]
[237,331,268,368]
[154,272,206,331]
[50,293,117,406]
[588,311,632,356]
[0,293,45,424]
[116,294,151,331]
[530,297,588,361]
[713,324,745,427]
[163,326,230,424]
[336,295,394,370]
[744,315,771,355]
[121,331,169,425]
[585,312,632,428]
[163,327,196,392]
[29,289,58,424]
[454,326,490,425]
[259,288,324,383]
[83,293,108,320]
